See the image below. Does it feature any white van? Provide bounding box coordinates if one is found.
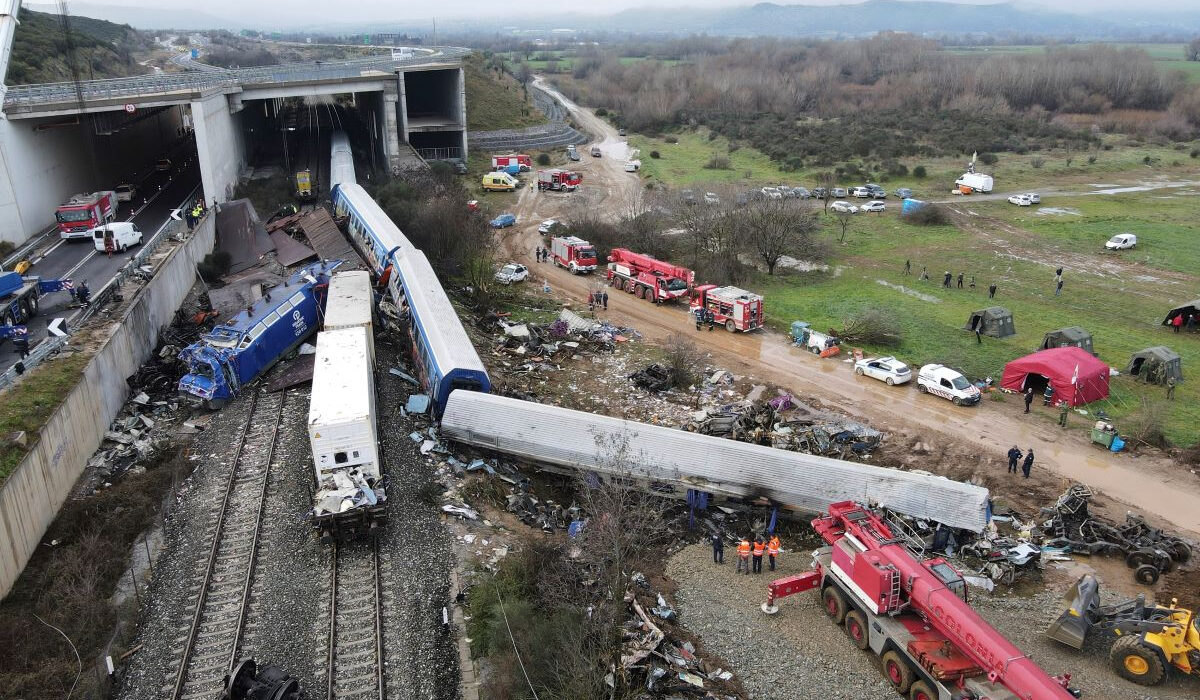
[92,222,144,253]
[917,364,981,406]
[850,186,871,198]
[624,160,641,172]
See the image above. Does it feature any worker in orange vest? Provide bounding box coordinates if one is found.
[752,537,765,574]
[767,535,781,572]
[736,536,751,574]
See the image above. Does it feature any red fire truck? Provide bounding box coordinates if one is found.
[606,248,693,303]
[690,285,763,332]
[490,154,532,172]
[550,236,598,274]
[537,169,582,192]
[56,191,117,239]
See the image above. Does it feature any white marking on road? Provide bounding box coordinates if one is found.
[33,239,67,264]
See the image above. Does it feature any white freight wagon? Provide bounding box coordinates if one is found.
[324,270,375,364]
[307,326,385,542]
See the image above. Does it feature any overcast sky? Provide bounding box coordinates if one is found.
[45,0,1143,24]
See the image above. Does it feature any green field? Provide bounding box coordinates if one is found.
[944,43,1200,81]
[463,54,546,131]
[628,129,788,186]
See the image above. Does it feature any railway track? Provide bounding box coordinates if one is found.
[327,539,386,700]
[168,390,286,700]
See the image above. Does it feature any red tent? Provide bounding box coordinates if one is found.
[1000,346,1110,406]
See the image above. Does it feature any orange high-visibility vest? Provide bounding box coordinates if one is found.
[767,537,780,556]
[752,541,765,557]
[737,539,751,557]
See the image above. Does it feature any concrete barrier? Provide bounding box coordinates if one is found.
[0,214,216,598]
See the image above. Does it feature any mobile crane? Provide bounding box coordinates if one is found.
[763,501,1079,700]
[605,248,693,303]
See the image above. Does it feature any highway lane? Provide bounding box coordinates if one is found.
[0,156,203,368]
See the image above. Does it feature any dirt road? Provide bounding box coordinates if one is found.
[503,80,1200,541]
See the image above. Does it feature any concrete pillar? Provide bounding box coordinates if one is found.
[381,82,402,173]
[396,73,409,142]
[191,93,245,204]
[457,67,468,160]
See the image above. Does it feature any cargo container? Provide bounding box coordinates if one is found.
[323,270,375,364]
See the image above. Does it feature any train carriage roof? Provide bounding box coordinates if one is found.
[396,250,487,375]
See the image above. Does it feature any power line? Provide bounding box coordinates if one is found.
[494,582,539,700]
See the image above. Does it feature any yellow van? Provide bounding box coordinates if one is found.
[481,172,519,192]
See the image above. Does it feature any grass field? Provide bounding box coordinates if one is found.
[628,129,788,187]
[944,43,1200,82]
[0,353,90,485]
[464,55,546,131]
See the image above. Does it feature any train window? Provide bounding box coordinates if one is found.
[263,310,281,326]
[334,452,348,464]
[247,322,267,340]
[276,299,293,315]
[289,292,306,307]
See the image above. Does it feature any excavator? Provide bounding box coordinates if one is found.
[1047,573,1199,686]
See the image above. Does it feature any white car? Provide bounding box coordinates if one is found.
[860,200,886,212]
[1008,194,1032,206]
[1024,192,1041,204]
[114,183,136,202]
[761,187,783,200]
[855,356,912,385]
[917,364,981,406]
[703,192,720,205]
[830,200,858,214]
[494,263,529,285]
[1106,233,1137,250]
[850,186,871,198]
[537,219,559,234]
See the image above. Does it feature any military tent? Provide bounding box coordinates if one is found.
[1000,347,1110,406]
[1162,300,1200,327]
[1040,327,1094,355]
[1126,347,1182,384]
[963,307,1015,338]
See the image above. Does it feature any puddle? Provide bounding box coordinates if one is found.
[875,279,941,303]
[1035,207,1081,216]
[775,256,829,272]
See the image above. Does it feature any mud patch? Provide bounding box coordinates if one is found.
[1035,207,1081,216]
[875,279,940,303]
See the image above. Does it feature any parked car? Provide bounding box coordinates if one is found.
[735,193,749,206]
[1024,192,1041,204]
[490,213,517,228]
[567,145,581,162]
[894,187,913,199]
[761,186,783,200]
[681,189,698,205]
[1008,194,1032,206]
[156,158,172,171]
[849,186,870,198]
[861,200,886,212]
[618,127,626,136]
[703,192,720,205]
[811,187,828,199]
[777,185,795,198]
[1106,233,1137,250]
[624,160,641,172]
[452,160,469,174]
[590,145,602,157]
[792,186,811,199]
[831,187,848,198]
[537,219,559,234]
[495,263,530,285]
[917,364,981,406]
[866,184,887,198]
[830,200,858,213]
[854,356,911,385]
[114,183,136,202]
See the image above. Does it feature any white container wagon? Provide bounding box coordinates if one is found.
[324,270,375,364]
[307,326,385,542]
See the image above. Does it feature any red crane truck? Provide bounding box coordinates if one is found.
[56,191,117,239]
[690,285,763,332]
[763,502,1079,700]
[537,169,582,192]
[550,235,598,274]
[491,154,532,172]
[605,248,693,303]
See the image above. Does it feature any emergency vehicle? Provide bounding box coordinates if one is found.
[550,236,598,274]
[690,285,763,332]
[56,191,117,239]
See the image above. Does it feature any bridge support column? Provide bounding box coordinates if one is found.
[191,93,245,205]
[382,82,403,174]
[457,67,468,160]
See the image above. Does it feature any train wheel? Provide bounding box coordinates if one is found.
[845,610,869,650]
[1170,540,1191,563]
[1134,564,1160,585]
[908,680,936,700]
[822,586,847,624]
[881,650,914,693]
[1110,635,1165,685]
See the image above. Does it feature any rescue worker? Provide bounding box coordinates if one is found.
[535,245,542,261]
[767,534,781,572]
[695,307,703,331]
[1022,448,1034,479]
[12,328,29,359]
[1043,383,1055,406]
[706,308,715,331]
[601,291,608,310]
[1166,375,1176,400]
[903,259,911,275]
[957,272,964,289]
[751,536,765,574]
[1024,387,1034,413]
[710,533,724,564]
[942,271,952,288]
[77,280,91,307]
[1006,445,1022,474]
[988,283,997,299]
[1059,401,1069,428]
[735,536,751,574]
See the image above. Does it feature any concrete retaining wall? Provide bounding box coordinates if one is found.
[192,94,244,204]
[0,117,91,244]
[0,214,216,598]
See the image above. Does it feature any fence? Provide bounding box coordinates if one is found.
[415,146,463,161]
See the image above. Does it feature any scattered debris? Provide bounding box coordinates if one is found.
[629,363,673,392]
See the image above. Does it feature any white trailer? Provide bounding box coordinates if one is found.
[954,172,993,193]
[324,270,375,364]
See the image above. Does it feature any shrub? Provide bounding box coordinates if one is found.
[978,152,998,165]
[901,203,948,226]
[1087,155,1098,164]
[1191,148,1200,158]
[0,241,13,257]
[839,308,903,347]
[1030,157,1046,168]
[665,135,679,144]
[913,165,927,178]
[536,153,551,166]
[595,107,608,117]
[198,251,232,283]
[703,154,732,170]
[649,150,660,159]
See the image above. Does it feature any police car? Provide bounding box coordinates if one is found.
[916,364,980,406]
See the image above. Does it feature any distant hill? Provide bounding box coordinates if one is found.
[7,9,153,85]
[24,2,240,31]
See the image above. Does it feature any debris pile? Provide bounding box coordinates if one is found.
[309,470,388,517]
[629,363,673,391]
[685,393,882,459]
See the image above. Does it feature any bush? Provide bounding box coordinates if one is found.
[1087,155,1098,164]
[913,165,927,178]
[1031,157,1046,168]
[198,251,232,283]
[839,308,903,347]
[536,153,551,166]
[703,154,732,170]
[649,150,661,159]
[665,135,679,144]
[901,203,948,226]
[595,107,608,117]
[0,241,13,257]
[978,152,998,165]
[1191,148,1200,158]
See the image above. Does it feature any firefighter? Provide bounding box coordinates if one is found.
[12,327,29,359]
[694,307,703,331]
[710,533,724,564]
[752,537,765,573]
[767,535,780,571]
[706,308,715,331]
[735,536,751,574]
[77,280,91,307]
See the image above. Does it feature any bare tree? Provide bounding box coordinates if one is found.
[818,171,836,213]
[1189,37,1200,62]
[832,209,854,243]
[743,200,819,274]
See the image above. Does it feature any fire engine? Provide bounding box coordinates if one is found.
[491,154,532,172]
[690,285,763,332]
[763,502,1078,700]
[56,191,117,239]
[537,169,582,192]
[605,248,693,303]
[550,236,598,274]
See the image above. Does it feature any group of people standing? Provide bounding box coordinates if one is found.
[1169,311,1198,333]
[711,533,782,574]
[1006,445,1035,478]
[903,261,998,298]
[533,245,550,264]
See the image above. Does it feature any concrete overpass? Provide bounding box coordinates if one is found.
[0,48,471,245]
